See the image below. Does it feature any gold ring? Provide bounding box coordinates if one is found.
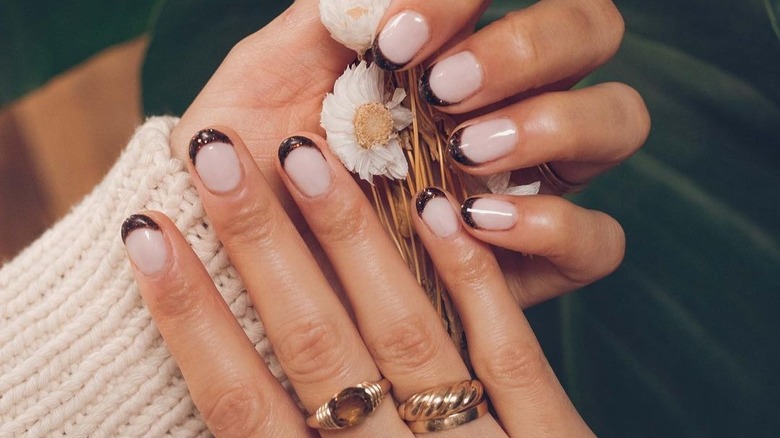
[398,380,484,421]
[305,378,391,430]
[406,401,489,433]
[537,162,587,193]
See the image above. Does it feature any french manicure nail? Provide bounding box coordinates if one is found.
[461,198,518,230]
[189,129,243,194]
[279,136,332,198]
[121,214,169,276]
[420,51,483,106]
[449,118,518,166]
[374,11,430,70]
[416,188,459,238]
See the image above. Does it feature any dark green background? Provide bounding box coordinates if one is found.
[2,1,778,436]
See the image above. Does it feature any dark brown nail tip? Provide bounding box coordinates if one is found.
[189,128,233,165]
[121,214,159,243]
[279,135,319,166]
[419,67,453,107]
[371,41,407,71]
[461,197,480,229]
[415,187,447,216]
[447,128,476,166]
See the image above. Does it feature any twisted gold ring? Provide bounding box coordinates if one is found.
[406,401,489,433]
[537,162,587,194]
[398,380,484,421]
[305,378,391,430]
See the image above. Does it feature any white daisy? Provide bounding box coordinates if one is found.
[321,60,413,182]
[486,172,541,196]
[320,0,390,55]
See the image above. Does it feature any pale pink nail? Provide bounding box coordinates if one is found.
[451,118,518,165]
[280,136,332,198]
[194,142,242,194]
[376,11,430,69]
[417,188,459,238]
[122,215,168,276]
[462,198,518,231]
[427,51,483,105]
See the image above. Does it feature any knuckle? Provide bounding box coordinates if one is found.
[475,340,553,391]
[447,245,500,291]
[149,274,208,329]
[369,314,442,373]
[275,317,352,385]
[597,82,651,161]
[217,196,280,250]
[311,191,373,245]
[597,214,626,278]
[501,14,542,69]
[200,384,271,437]
[531,199,579,257]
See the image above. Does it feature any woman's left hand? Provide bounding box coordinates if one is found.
[123,127,596,436]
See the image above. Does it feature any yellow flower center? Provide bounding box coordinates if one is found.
[346,6,369,20]
[354,102,394,150]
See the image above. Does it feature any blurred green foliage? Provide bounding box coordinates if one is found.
[2,0,779,436]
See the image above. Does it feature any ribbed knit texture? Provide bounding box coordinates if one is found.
[0,117,287,437]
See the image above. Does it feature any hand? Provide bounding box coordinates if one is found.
[123,127,595,436]
[168,0,649,310]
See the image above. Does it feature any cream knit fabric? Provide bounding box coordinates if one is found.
[0,117,287,437]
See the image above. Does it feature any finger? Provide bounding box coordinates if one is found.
[446,82,651,184]
[122,212,312,437]
[276,135,507,436]
[185,128,408,435]
[372,0,488,71]
[460,194,626,301]
[411,188,595,436]
[419,0,625,112]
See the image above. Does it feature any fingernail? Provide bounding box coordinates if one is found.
[449,118,518,166]
[373,10,430,71]
[121,214,169,276]
[189,129,243,194]
[416,188,459,238]
[461,197,518,230]
[279,136,333,198]
[420,51,483,106]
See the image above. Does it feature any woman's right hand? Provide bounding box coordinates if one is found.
[167,0,646,312]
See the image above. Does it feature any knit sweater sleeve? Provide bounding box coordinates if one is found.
[0,117,286,437]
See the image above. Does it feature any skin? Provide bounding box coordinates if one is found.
[129,0,651,436]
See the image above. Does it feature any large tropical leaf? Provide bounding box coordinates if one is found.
[0,0,162,106]
[139,0,780,436]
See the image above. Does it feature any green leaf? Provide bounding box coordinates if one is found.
[141,0,291,115]
[765,0,780,40]
[0,0,162,107]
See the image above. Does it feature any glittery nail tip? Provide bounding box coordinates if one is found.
[279,135,319,166]
[460,197,480,229]
[415,187,447,216]
[419,67,452,107]
[371,42,407,71]
[121,214,160,242]
[447,129,476,166]
[189,128,233,164]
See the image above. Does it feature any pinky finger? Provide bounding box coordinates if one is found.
[121,212,312,438]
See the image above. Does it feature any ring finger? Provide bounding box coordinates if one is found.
[276,134,506,436]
